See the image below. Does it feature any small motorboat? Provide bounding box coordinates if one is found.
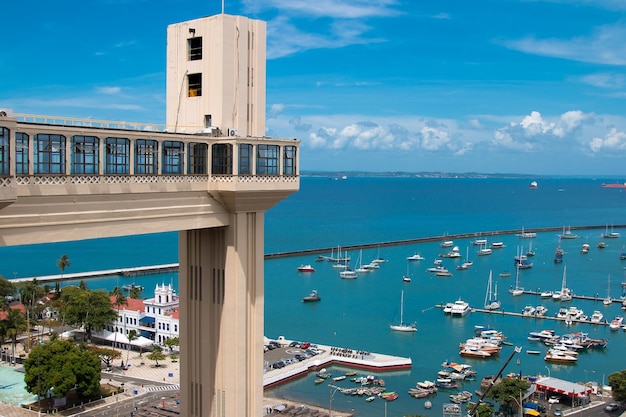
[302,290,321,302]
[297,264,315,272]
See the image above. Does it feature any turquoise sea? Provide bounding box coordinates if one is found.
[2,176,626,416]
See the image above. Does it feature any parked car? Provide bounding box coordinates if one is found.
[553,408,562,417]
[289,341,301,348]
[605,403,619,412]
[300,341,311,349]
[548,396,560,404]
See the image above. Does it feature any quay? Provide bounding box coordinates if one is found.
[262,338,412,390]
[10,224,626,284]
[10,264,179,284]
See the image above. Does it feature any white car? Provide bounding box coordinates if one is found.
[548,396,560,404]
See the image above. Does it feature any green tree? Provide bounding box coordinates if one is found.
[0,276,17,302]
[163,336,179,352]
[109,286,127,347]
[129,285,143,299]
[56,254,71,278]
[1,307,27,362]
[608,370,626,402]
[486,378,530,414]
[127,329,138,364]
[146,344,166,367]
[24,339,101,399]
[90,346,121,369]
[59,286,118,341]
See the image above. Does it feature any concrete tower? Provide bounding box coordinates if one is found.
[166,14,266,137]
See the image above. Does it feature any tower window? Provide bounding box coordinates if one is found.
[188,36,202,61]
[188,73,202,97]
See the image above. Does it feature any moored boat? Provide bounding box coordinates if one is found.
[450,299,471,316]
[302,290,321,302]
[297,264,315,272]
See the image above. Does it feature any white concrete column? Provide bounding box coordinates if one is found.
[179,209,265,416]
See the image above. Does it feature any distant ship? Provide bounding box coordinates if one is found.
[529,181,538,189]
[601,182,626,189]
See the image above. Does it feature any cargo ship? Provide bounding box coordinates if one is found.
[601,182,626,188]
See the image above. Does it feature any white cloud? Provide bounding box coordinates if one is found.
[589,128,626,152]
[97,86,121,95]
[243,0,401,19]
[420,125,451,150]
[266,16,384,59]
[578,72,625,89]
[502,22,626,66]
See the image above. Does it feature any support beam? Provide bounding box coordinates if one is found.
[180,210,265,416]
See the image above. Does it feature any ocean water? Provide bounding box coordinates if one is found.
[2,176,626,416]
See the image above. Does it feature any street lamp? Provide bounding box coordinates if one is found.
[508,392,523,417]
[545,366,551,378]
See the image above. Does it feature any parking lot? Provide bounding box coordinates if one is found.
[263,339,325,372]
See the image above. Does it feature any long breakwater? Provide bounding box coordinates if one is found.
[9,224,624,283]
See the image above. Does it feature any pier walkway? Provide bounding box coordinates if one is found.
[263,339,412,390]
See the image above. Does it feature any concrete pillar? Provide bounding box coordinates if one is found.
[179,209,265,416]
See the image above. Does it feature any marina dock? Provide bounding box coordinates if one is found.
[263,340,412,389]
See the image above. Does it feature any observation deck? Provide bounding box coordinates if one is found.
[0,112,300,245]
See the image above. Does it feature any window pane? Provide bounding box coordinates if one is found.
[135,139,158,174]
[71,135,99,174]
[105,137,130,174]
[34,134,65,174]
[188,143,207,174]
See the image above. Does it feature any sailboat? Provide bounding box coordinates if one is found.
[355,250,370,273]
[553,265,572,301]
[390,290,417,332]
[510,265,523,296]
[402,262,412,282]
[604,274,612,306]
[484,270,501,310]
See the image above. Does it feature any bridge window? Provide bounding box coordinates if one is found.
[211,143,232,174]
[162,141,184,174]
[256,144,279,175]
[16,133,29,175]
[0,127,8,175]
[283,145,297,175]
[135,139,158,174]
[188,143,207,174]
[188,36,202,61]
[34,133,66,174]
[239,144,253,174]
[71,135,99,174]
[105,137,130,174]
[188,73,202,97]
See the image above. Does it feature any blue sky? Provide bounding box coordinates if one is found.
[2,0,626,176]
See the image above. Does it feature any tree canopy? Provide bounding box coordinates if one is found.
[608,370,626,402]
[24,339,101,398]
[58,286,117,341]
[486,378,530,405]
[146,344,166,367]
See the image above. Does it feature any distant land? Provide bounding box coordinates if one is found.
[300,171,623,180]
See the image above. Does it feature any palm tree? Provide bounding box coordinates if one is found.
[56,254,71,279]
[126,329,138,365]
[110,286,127,348]
[2,307,27,364]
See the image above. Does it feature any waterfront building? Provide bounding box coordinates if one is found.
[99,283,180,346]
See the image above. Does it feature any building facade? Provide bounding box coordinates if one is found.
[102,284,180,346]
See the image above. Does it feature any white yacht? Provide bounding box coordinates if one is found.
[590,310,604,323]
[450,299,471,316]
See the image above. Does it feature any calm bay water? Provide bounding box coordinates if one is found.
[2,176,626,416]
